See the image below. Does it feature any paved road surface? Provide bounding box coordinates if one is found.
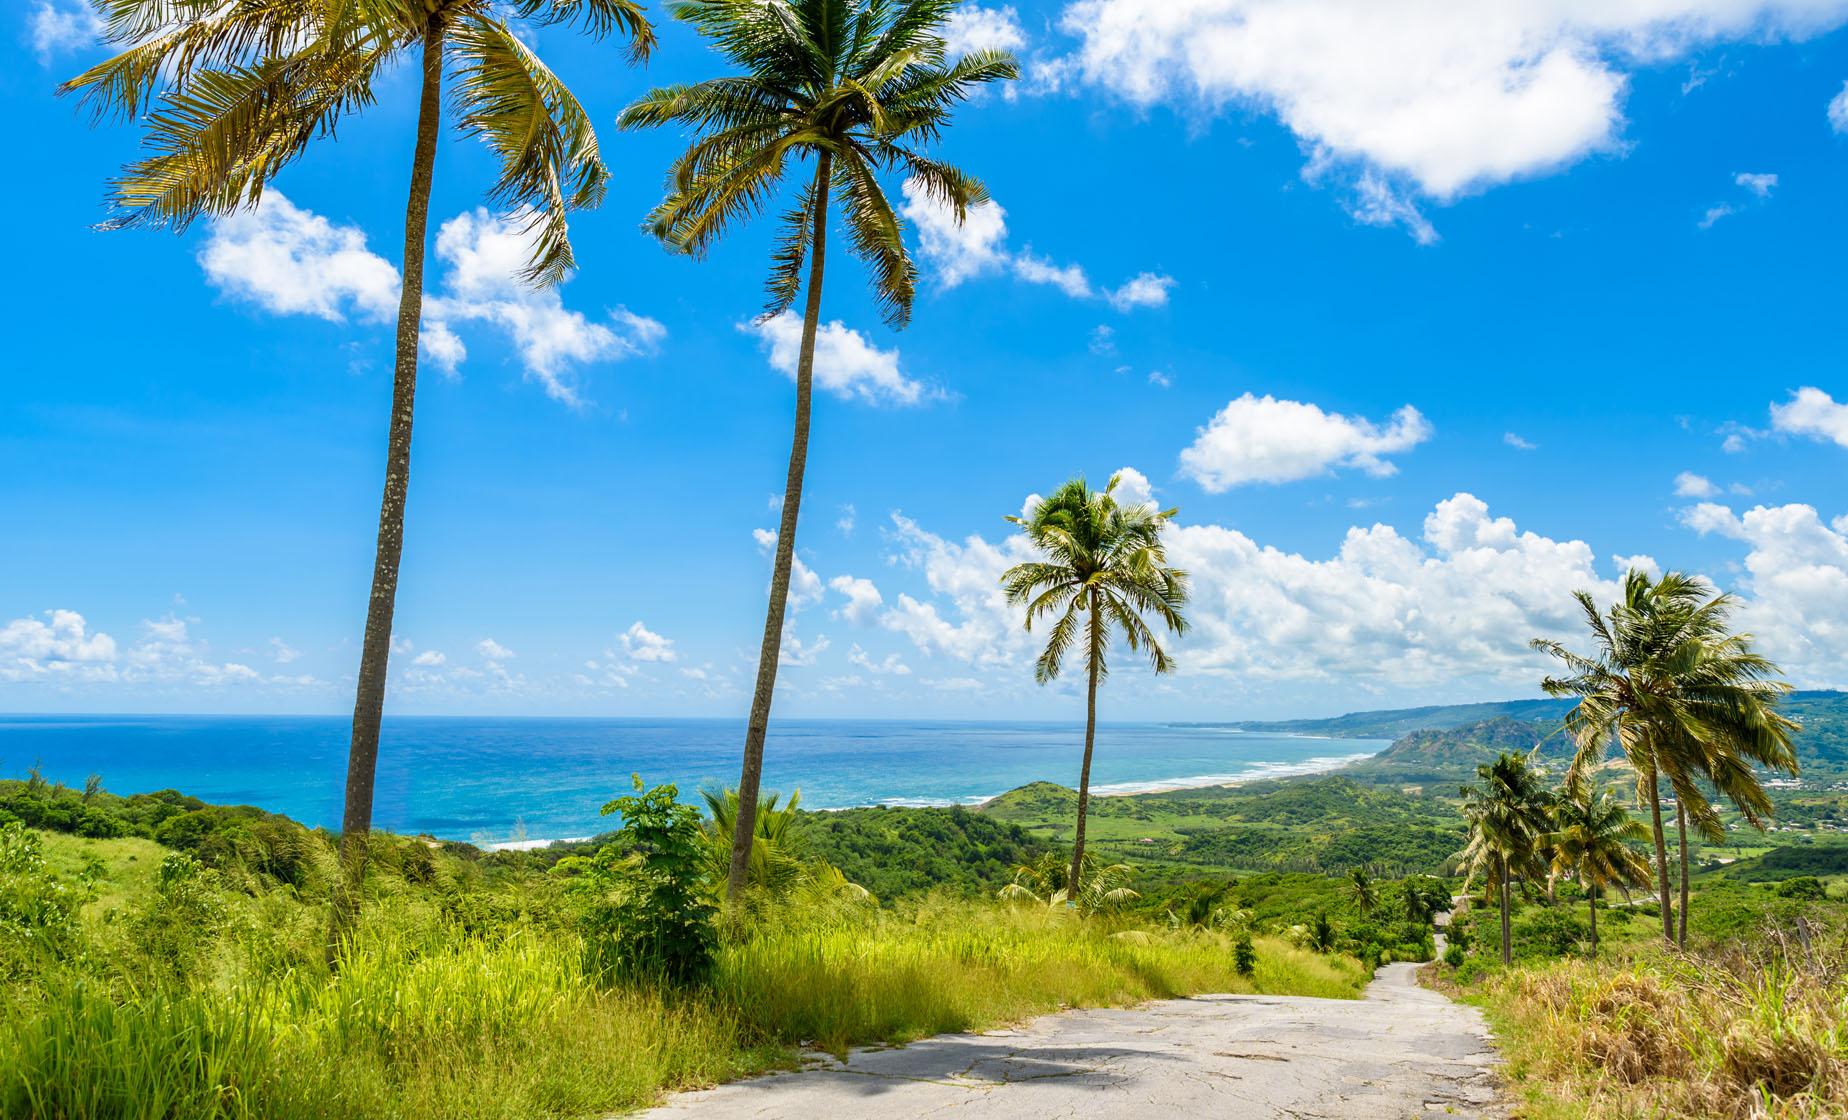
[632,960,1503,1119]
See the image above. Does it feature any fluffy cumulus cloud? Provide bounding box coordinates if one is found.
[874,491,1643,695]
[901,180,1174,309]
[2,610,322,690]
[1675,471,1721,498]
[1051,0,1848,237]
[1771,387,1848,448]
[199,195,662,406]
[1178,393,1432,491]
[744,311,929,405]
[618,621,676,662]
[829,575,885,624]
[1681,501,1848,688]
[942,3,1027,57]
[26,0,103,61]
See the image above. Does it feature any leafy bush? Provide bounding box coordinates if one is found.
[0,821,89,976]
[129,853,225,982]
[1776,876,1827,902]
[574,778,717,985]
[1234,932,1256,976]
[1443,942,1465,968]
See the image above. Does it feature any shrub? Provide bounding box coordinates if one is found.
[1234,932,1256,976]
[1443,942,1465,968]
[0,821,89,975]
[1776,876,1826,902]
[576,778,717,985]
[129,853,225,982]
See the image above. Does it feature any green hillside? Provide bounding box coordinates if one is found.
[1339,716,1577,787]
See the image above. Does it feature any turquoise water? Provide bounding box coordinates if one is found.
[0,715,1383,844]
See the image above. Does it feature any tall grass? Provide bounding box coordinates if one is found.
[1,899,1365,1120]
[1469,928,1848,1119]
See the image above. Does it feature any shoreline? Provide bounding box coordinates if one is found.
[486,750,1379,849]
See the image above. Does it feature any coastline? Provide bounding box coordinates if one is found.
[483,749,1379,849]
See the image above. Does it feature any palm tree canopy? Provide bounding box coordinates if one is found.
[617,0,1017,325]
[1546,773,1652,896]
[61,0,652,284]
[1531,568,1799,826]
[1458,752,1554,891]
[1001,473,1191,685]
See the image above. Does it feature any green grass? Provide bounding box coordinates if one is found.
[1,829,1367,1120]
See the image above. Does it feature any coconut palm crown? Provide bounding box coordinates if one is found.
[1002,474,1190,890]
[1546,772,1652,955]
[1531,569,1798,945]
[619,0,1017,322]
[1458,751,1553,964]
[62,0,650,283]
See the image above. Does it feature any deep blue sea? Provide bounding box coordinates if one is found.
[0,716,1385,846]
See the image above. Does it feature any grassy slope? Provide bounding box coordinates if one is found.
[4,827,1368,1120]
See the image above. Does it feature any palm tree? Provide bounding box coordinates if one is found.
[1532,569,1798,947]
[998,852,1139,916]
[1546,773,1651,955]
[699,787,805,895]
[1001,475,1190,891]
[1459,752,1552,964]
[1347,866,1378,919]
[619,0,1015,909]
[63,0,653,942]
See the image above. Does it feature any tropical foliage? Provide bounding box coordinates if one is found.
[619,0,1015,906]
[1002,473,1190,891]
[1533,568,1799,945]
[1459,752,1554,963]
[61,0,655,935]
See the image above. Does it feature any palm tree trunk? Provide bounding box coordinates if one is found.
[727,150,832,910]
[1067,588,1102,895]
[330,16,444,955]
[1646,770,1674,945]
[1587,883,1598,957]
[1499,855,1512,965]
[1675,801,1690,949]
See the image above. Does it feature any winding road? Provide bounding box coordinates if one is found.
[633,960,1504,1119]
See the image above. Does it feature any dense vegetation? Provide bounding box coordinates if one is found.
[789,804,1043,899]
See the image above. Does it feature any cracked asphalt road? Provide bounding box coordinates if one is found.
[630,960,1503,1119]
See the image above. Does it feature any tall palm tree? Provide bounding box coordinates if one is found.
[1001,474,1190,891]
[1459,752,1552,964]
[1546,773,1651,956]
[619,0,1016,908]
[63,0,654,940]
[1532,569,1798,946]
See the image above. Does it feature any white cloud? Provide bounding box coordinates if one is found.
[1178,393,1432,491]
[837,504,857,536]
[1699,203,1737,229]
[901,180,1009,287]
[1830,80,1848,132]
[942,4,1027,57]
[829,575,885,624]
[0,610,117,680]
[752,528,825,609]
[476,638,515,661]
[1105,272,1175,310]
[1736,171,1778,197]
[1148,370,1173,388]
[412,649,447,667]
[1770,386,1848,448]
[27,0,103,62]
[848,643,912,676]
[1013,252,1094,298]
[619,621,676,662]
[1110,465,1156,509]
[1674,471,1721,498]
[1681,501,1848,688]
[428,209,664,406]
[878,491,1654,695]
[200,193,400,322]
[268,637,300,664]
[744,311,928,406]
[200,196,661,407]
[1504,432,1538,450]
[1089,324,1117,355]
[779,632,831,667]
[1345,171,1439,245]
[1053,0,1848,218]
[903,179,1173,308]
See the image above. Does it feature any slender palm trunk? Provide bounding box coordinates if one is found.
[727,151,832,910]
[330,17,444,955]
[1587,882,1598,957]
[1067,588,1102,896]
[1498,855,1512,965]
[1675,801,1690,949]
[1646,770,1674,945]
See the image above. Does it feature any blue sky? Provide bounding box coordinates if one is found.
[5,0,1848,720]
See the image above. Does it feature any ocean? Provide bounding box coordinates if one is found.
[0,715,1385,846]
